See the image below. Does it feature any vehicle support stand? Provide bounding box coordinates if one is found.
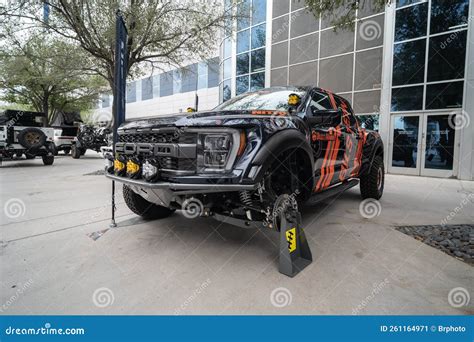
[276,195,313,277]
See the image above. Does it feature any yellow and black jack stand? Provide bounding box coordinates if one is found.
[275,195,313,277]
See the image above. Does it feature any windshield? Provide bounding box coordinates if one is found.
[214,88,307,112]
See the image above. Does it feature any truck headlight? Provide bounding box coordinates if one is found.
[196,129,241,173]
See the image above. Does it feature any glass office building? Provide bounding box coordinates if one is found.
[219,0,473,180]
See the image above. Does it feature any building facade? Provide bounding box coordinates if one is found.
[219,0,473,180]
[96,0,473,180]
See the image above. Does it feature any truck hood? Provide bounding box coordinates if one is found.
[118,110,292,131]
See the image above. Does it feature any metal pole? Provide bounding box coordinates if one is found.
[110,11,127,228]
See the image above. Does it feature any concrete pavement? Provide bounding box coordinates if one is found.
[1,154,473,315]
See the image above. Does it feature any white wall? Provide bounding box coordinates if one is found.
[93,87,219,121]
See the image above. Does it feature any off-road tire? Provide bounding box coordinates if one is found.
[123,185,175,220]
[360,155,384,200]
[71,144,81,159]
[42,155,54,165]
[17,128,47,150]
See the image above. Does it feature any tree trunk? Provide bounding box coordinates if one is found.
[42,93,49,127]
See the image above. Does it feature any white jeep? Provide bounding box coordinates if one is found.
[0,110,55,165]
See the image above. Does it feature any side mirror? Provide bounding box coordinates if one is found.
[307,108,342,127]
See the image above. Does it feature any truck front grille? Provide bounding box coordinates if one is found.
[118,131,196,144]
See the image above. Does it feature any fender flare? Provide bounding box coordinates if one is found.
[249,129,315,195]
[361,136,384,176]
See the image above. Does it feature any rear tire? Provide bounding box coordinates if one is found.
[123,185,175,220]
[42,155,54,165]
[71,144,81,159]
[360,155,384,200]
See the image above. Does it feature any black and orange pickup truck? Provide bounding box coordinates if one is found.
[106,86,384,230]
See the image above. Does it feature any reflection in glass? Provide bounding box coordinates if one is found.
[237,0,250,31]
[252,0,266,25]
[236,53,250,76]
[424,115,455,170]
[425,81,464,110]
[223,80,231,102]
[250,72,265,91]
[236,76,249,95]
[430,0,469,34]
[428,30,467,82]
[391,86,423,111]
[251,48,265,72]
[357,115,380,131]
[237,29,250,54]
[392,39,426,85]
[392,116,419,168]
[251,24,266,49]
[395,2,428,42]
[223,58,232,80]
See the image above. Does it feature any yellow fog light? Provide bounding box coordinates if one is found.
[114,159,125,172]
[288,93,301,106]
[126,159,140,175]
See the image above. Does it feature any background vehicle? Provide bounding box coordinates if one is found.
[0,110,55,165]
[52,126,79,155]
[106,86,385,228]
[71,124,111,159]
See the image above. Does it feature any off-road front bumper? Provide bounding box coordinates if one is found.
[105,173,256,192]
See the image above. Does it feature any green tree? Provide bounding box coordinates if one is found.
[303,0,388,29]
[0,33,106,125]
[1,0,238,115]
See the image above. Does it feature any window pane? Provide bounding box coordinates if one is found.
[251,23,266,49]
[308,90,332,110]
[392,115,419,168]
[391,86,423,111]
[288,61,317,86]
[126,82,136,103]
[394,2,428,42]
[392,39,426,86]
[271,41,288,69]
[197,62,208,89]
[426,81,464,109]
[271,68,288,86]
[396,0,422,8]
[236,75,250,95]
[252,0,266,25]
[250,72,265,91]
[273,0,289,17]
[141,77,153,101]
[427,30,467,82]
[290,33,318,64]
[173,70,181,94]
[237,29,250,54]
[160,71,173,97]
[354,47,383,91]
[237,0,250,30]
[251,48,265,72]
[357,115,380,131]
[353,90,381,114]
[223,37,232,59]
[223,58,232,80]
[272,15,289,43]
[430,0,469,34]
[222,80,232,102]
[207,58,219,88]
[236,53,250,76]
[181,64,197,93]
[424,115,455,170]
